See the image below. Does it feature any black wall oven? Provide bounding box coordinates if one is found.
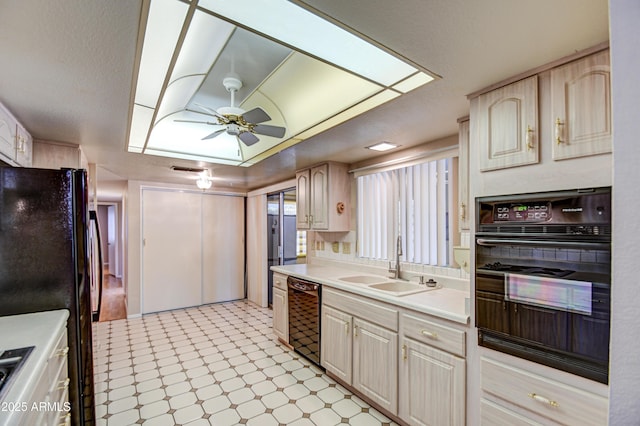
[475,187,611,384]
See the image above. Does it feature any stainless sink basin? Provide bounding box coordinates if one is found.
[338,275,388,285]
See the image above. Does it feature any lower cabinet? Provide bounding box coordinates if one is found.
[272,273,289,343]
[321,288,399,415]
[480,356,608,426]
[321,305,352,384]
[22,324,71,426]
[353,318,398,414]
[321,287,467,424]
[399,337,465,426]
[399,312,466,426]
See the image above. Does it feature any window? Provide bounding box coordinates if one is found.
[357,158,454,266]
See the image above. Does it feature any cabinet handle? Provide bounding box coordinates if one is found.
[57,347,69,357]
[309,214,313,224]
[345,321,349,334]
[420,329,438,340]
[402,344,407,360]
[528,392,559,408]
[354,325,358,337]
[459,202,466,221]
[526,125,535,151]
[555,118,564,145]
[304,214,309,223]
[58,377,70,390]
[514,304,519,314]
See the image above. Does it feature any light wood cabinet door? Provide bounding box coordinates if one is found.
[353,318,398,415]
[0,103,17,163]
[321,305,353,385]
[551,49,611,160]
[296,170,310,229]
[310,164,329,229]
[272,286,288,342]
[478,75,539,171]
[457,118,470,230]
[399,337,466,426]
[15,123,33,167]
[296,162,350,231]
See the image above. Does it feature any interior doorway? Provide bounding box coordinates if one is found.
[267,188,306,306]
[97,202,126,321]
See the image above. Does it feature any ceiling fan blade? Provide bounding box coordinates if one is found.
[242,107,271,124]
[253,124,286,139]
[192,104,228,121]
[174,119,217,125]
[202,128,226,140]
[238,131,260,146]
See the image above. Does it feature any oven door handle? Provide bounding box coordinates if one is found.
[476,238,610,250]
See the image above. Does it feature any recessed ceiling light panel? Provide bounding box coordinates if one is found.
[367,142,399,152]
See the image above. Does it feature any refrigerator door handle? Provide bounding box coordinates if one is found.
[89,210,104,322]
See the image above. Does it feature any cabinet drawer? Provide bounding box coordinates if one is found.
[481,399,543,426]
[401,312,465,357]
[273,273,288,291]
[323,288,398,331]
[481,357,607,426]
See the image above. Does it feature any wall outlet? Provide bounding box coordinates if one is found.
[342,242,351,254]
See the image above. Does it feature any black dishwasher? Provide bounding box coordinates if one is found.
[287,276,321,367]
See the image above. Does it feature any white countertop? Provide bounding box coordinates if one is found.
[271,263,470,324]
[0,310,69,426]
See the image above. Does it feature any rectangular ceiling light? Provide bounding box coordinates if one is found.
[198,0,432,87]
[367,142,399,152]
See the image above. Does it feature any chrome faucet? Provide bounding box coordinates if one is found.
[388,235,403,279]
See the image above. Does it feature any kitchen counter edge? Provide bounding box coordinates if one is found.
[271,264,470,325]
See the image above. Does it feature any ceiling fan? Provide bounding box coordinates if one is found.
[176,74,286,146]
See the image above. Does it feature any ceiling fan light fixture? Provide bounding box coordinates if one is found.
[367,142,399,152]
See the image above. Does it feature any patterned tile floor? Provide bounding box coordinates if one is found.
[93,300,398,426]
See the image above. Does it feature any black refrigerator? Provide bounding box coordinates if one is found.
[0,167,96,425]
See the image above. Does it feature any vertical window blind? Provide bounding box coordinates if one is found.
[357,158,453,266]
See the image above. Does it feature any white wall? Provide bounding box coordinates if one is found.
[608,0,640,422]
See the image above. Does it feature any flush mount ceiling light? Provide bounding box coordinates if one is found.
[367,142,399,152]
[196,171,213,190]
[127,0,438,167]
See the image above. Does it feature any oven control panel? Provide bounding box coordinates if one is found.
[494,202,551,221]
[478,187,611,228]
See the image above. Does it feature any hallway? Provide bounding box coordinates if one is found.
[99,271,126,322]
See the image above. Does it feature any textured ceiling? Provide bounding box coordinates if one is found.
[0,0,609,195]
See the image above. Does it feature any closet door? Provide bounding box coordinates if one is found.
[202,194,245,303]
[142,189,202,313]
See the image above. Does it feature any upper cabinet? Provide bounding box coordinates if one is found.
[15,123,33,167]
[477,75,539,172]
[458,117,470,230]
[550,49,611,160]
[0,101,33,167]
[296,162,350,232]
[474,48,611,173]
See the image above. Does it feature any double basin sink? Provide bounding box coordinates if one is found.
[337,275,441,296]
